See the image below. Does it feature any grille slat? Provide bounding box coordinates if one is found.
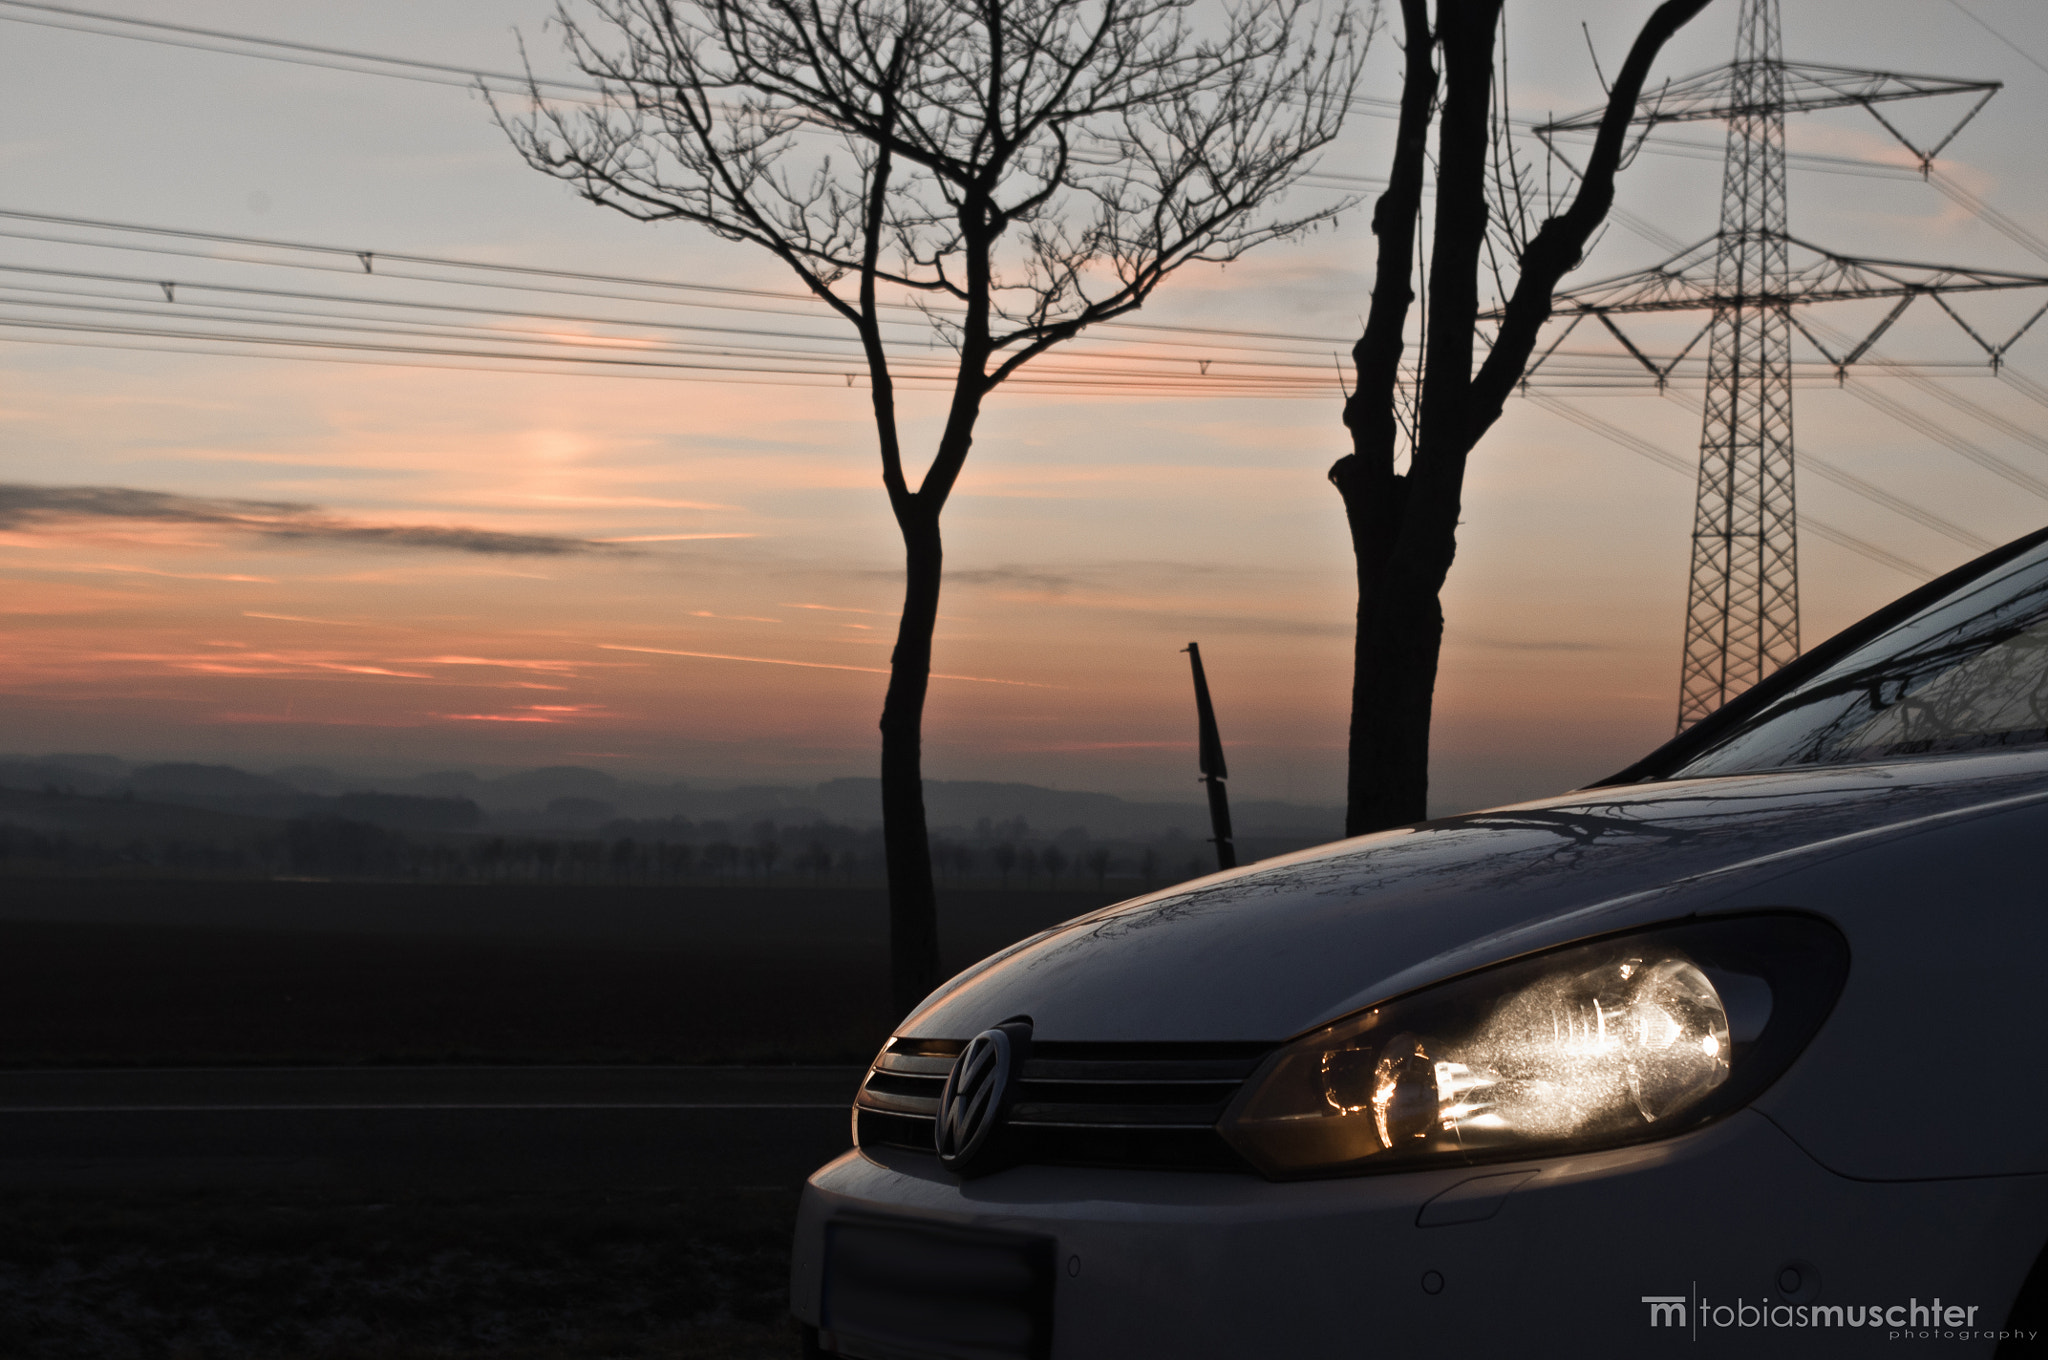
[872,1051,958,1077]
[888,1038,968,1058]
[853,1036,1266,1173]
[861,1071,946,1100]
[854,1038,959,1124]
[857,1087,944,1117]
[1015,1079,1240,1105]
[1009,1101,1225,1127]
[1022,1058,1262,1083]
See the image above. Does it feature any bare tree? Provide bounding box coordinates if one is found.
[1085,844,1112,885]
[1329,0,1709,836]
[1041,842,1068,887]
[503,0,1362,1011]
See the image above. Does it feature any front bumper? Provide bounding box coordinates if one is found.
[792,1111,2046,1358]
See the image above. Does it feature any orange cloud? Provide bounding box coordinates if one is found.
[596,642,1055,687]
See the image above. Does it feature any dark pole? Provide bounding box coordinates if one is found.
[1182,642,1237,871]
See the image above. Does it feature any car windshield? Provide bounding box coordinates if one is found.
[1672,536,2048,778]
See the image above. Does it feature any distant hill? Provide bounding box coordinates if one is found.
[0,754,1344,845]
[0,757,481,833]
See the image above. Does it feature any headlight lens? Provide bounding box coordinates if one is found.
[1219,914,1847,1179]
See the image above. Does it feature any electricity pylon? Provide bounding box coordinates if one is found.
[1534,0,2048,731]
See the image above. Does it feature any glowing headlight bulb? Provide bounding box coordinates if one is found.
[1618,957,1732,1121]
[1370,1036,1438,1146]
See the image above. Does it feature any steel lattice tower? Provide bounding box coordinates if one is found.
[1679,0,1798,729]
[1531,3,2030,733]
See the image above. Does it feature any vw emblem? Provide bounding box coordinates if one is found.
[935,1022,1028,1173]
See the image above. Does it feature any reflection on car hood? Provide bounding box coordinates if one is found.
[902,748,2048,1043]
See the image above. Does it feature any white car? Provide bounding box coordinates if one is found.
[792,527,2048,1358]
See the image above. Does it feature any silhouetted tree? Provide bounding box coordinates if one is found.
[1041,844,1068,888]
[1330,0,1709,835]
[1085,845,1112,886]
[504,0,1362,1014]
[993,841,1018,888]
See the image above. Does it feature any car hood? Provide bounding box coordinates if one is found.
[901,747,2048,1043]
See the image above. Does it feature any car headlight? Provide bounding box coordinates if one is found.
[1218,914,1848,1179]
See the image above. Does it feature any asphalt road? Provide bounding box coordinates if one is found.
[0,1065,865,1191]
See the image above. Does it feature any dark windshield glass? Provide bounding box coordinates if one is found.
[1673,537,2048,777]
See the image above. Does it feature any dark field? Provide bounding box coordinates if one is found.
[0,1184,805,1359]
[0,877,1127,1356]
[0,878,1116,1066]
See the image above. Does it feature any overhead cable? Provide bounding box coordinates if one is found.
[0,0,600,97]
[0,0,1951,189]
[1524,390,1935,579]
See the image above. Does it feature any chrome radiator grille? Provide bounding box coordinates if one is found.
[853,1036,1270,1172]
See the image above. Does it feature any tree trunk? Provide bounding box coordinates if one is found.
[881,502,943,1015]
[1337,0,1501,838]
[1344,566,1444,835]
[1331,0,1433,838]
[1334,465,1406,835]
[1334,0,1708,840]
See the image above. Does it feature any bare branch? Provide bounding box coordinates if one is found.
[1469,0,1714,426]
[1336,0,1432,478]
[501,0,1364,399]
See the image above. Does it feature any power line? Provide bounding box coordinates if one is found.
[0,239,2028,403]
[0,259,1896,373]
[0,264,887,352]
[1800,455,1994,549]
[0,222,930,333]
[1656,385,1994,549]
[0,207,1379,351]
[1539,382,1992,553]
[0,208,850,310]
[0,286,1407,382]
[0,0,1958,191]
[0,327,1363,397]
[0,0,602,98]
[1523,390,1935,578]
[1841,377,2048,499]
[1771,312,2048,501]
[1869,357,2048,459]
[10,207,2036,380]
[0,329,867,389]
[1928,169,2048,265]
[0,317,1330,394]
[1944,0,2048,78]
[0,290,1997,392]
[2001,367,2048,411]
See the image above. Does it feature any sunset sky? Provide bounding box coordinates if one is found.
[2,0,2046,814]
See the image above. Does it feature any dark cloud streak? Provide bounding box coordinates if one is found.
[0,483,621,556]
